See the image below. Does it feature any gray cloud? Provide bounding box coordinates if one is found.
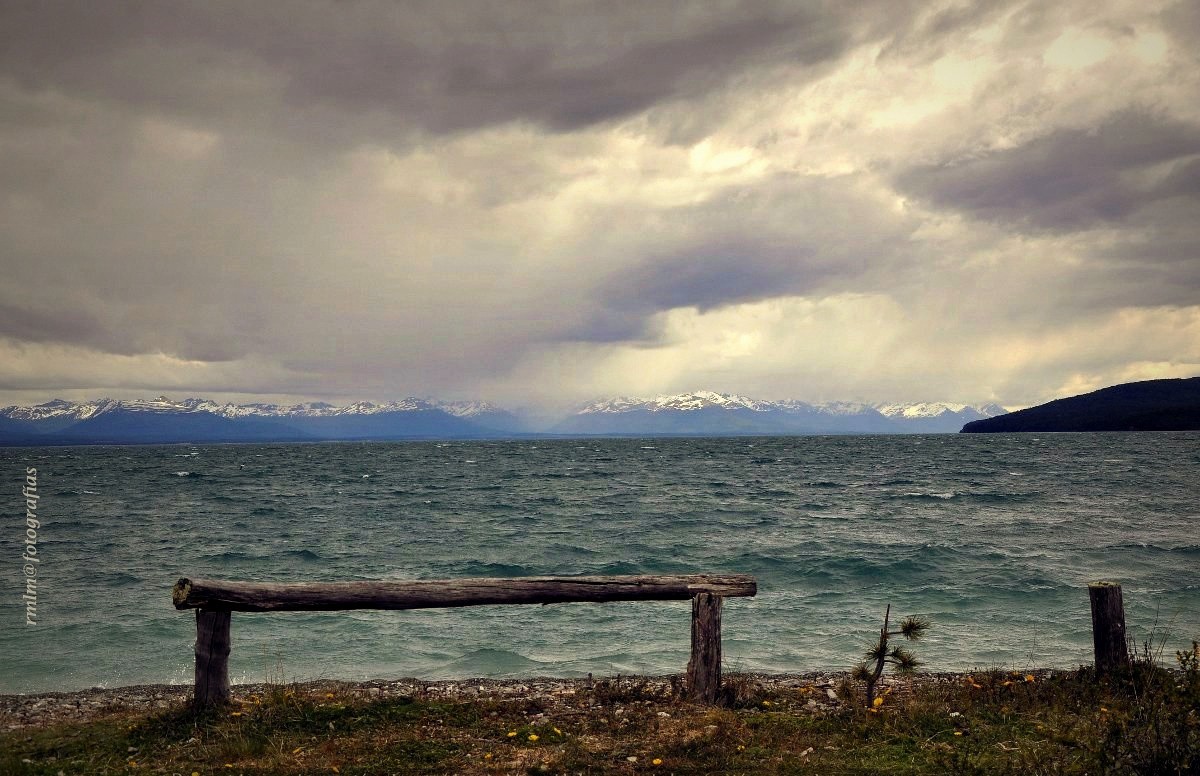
[0,0,868,145]
[895,110,1200,232]
[610,237,824,314]
[0,300,107,349]
[877,0,1018,64]
[595,174,916,322]
[1161,0,1200,49]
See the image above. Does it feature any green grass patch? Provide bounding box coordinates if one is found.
[3,657,1198,775]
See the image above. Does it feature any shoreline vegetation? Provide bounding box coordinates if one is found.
[3,659,1198,774]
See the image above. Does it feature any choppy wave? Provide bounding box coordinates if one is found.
[451,561,536,577]
[1108,542,1200,555]
[889,490,958,501]
[437,648,545,677]
[283,548,323,561]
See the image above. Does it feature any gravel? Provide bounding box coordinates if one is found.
[0,670,992,731]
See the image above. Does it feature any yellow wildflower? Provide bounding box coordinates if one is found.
[507,731,517,738]
[954,731,963,736]
[652,758,663,766]
[484,753,493,760]
[872,696,884,708]
[528,734,539,742]
[1025,674,1035,682]
[553,727,562,735]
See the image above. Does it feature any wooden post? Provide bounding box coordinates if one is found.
[194,609,231,709]
[1089,581,1129,675]
[686,593,722,704]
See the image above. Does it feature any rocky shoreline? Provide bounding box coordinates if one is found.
[0,670,1007,732]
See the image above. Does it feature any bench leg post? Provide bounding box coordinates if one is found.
[194,608,231,710]
[686,593,723,704]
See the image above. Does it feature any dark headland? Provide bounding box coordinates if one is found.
[961,376,1200,433]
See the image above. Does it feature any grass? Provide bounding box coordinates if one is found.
[3,653,1198,774]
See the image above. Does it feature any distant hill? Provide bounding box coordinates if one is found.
[54,408,312,444]
[282,409,501,440]
[0,415,39,441]
[961,377,1200,433]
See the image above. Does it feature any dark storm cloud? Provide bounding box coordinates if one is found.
[0,301,108,349]
[610,237,824,314]
[592,174,916,326]
[0,0,863,143]
[0,288,259,363]
[1084,197,1200,309]
[895,111,1200,232]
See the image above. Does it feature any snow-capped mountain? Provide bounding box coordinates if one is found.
[876,402,1008,420]
[204,401,338,418]
[577,391,773,414]
[0,396,512,420]
[438,400,507,418]
[0,397,116,421]
[812,401,875,416]
[0,395,522,443]
[200,397,513,420]
[874,402,1007,432]
[557,392,1007,435]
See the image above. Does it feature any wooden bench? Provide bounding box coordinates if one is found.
[172,573,757,708]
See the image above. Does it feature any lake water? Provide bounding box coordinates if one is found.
[2,433,1198,694]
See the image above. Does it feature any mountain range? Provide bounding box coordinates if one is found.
[554,391,1005,435]
[0,391,1006,445]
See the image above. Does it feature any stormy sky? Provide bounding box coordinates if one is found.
[1,0,1197,409]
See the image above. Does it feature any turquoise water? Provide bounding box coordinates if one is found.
[2,433,1198,694]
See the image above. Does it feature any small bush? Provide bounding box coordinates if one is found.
[851,604,930,705]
